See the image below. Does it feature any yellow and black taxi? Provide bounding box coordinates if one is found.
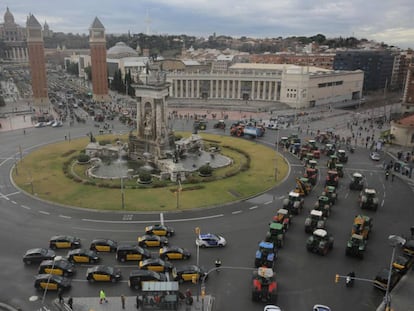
[89,238,118,253]
[38,258,75,277]
[34,274,72,291]
[49,235,81,249]
[139,258,174,273]
[172,265,207,283]
[116,244,151,263]
[159,246,191,260]
[138,234,169,248]
[128,270,167,289]
[23,248,55,265]
[86,265,122,283]
[67,248,100,264]
[373,268,402,292]
[403,239,414,256]
[145,224,175,237]
[392,254,414,274]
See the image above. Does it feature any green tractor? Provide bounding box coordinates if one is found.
[345,234,367,259]
[322,186,337,205]
[282,191,304,215]
[359,188,379,211]
[327,155,338,170]
[335,163,344,178]
[314,195,331,217]
[349,172,364,191]
[304,209,326,234]
[265,222,285,248]
[306,229,334,256]
[337,149,348,163]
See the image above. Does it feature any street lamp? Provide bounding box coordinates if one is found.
[41,255,62,304]
[274,128,280,181]
[384,235,406,310]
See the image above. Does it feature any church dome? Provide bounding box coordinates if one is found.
[4,7,15,24]
[107,42,138,59]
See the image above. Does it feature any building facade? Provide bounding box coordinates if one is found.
[166,63,364,109]
[89,17,109,102]
[390,115,414,147]
[250,53,335,70]
[26,14,49,108]
[0,7,28,61]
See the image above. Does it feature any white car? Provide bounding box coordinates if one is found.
[45,120,55,126]
[195,233,226,248]
[313,305,331,311]
[370,152,381,161]
[264,306,282,311]
[52,121,63,127]
[34,122,45,128]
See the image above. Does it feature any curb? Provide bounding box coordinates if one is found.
[0,303,21,311]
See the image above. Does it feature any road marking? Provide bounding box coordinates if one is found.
[21,205,31,210]
[2,191,20,197]
[81,214,224,224]
[122,214,133,221]
[59,215,72,219]
[249,206,258,210]
[39,210,50,215]
[0,193,10,200]
[232,210,242,214]
[344,192,349,199]
[160,213,164,225]
[264,201,272,205]
[10,200,17,204]
[276,195,285,200]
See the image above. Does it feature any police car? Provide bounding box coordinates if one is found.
[195,233,227,248]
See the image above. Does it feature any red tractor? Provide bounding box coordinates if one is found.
[252,267,278,303]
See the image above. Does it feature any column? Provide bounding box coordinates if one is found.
[226,80,230,98]
[196,80,200,98]
[210,79,213,99]
[215,80,219,98]
[251,81,255,100]
[12,48,16,60]
[174,80,178,97]
[179,80,183,97]
[231,80,235,99]
[237,80,241,99]
[258,81,262,100]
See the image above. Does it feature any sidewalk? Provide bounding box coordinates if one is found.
[54,295,213,311]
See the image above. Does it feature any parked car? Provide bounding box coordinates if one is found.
[128,270,167,289]
[195,233,227,248]
[370,152,381,161]
[90,238,118,253]
[116,244,151,262]
[49,235,81,249]
[86,265,122,282]
[34,274,71,291]
[23,248,56,265]
[38,258,75,277]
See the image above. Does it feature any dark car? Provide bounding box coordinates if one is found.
[139,258,174,273]
[23,248,56,265]
[86,265,122,282]
[392,255,414,274]
[138,235,169,248]
[90,239,118,253]
[49,235,81,249]
[373,268,402,292]
[145,224,175,237]
[38,258,75,277]
[67,249,100,264]
[116,244,151,262]
[34,274,71,291]
[128,270,167,289]
[159,246,191,260]
[172,265,207,283]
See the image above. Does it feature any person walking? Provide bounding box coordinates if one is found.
[215,258,222,272]
[121,294,126,309]
[67,297,73,310]
[58,288,64,303]
[99,289,108,304]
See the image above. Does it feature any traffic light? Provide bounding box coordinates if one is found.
[335,274,340,283]
[201,288,205,298]
[192,275,197,284]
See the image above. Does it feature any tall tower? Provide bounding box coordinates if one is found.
[89,17,109,102]
[26,14,49,109]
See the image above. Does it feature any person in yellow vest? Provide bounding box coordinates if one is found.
[99,289,108,304]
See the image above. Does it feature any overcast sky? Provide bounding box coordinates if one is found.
[6,0,414,48]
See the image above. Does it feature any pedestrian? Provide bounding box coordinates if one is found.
[58,288,64,303]
[67,297,73,310]
[121,294,126,309]
[385,170,390,181]
[215,258,222,272]
[99,289,108,304]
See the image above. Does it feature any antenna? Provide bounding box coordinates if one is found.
[144,10,151,35]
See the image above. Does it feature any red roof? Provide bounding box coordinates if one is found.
[396,114,414,126]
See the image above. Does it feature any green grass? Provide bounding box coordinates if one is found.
[13,133,288,211]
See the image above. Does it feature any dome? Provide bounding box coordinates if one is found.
[107,42,138,59]
[4,7,15,24]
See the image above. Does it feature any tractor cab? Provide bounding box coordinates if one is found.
[322,185,337,205]
[303,153,314,166]
[314,195,331,217]
[350,172,364,190]
[324,143,335,156]
[308,139,318,151]
[308,160,318,171]
[251,267,277,303]
[337,149,348,163]
[299,147,310,160]
[295,178,312,196]
[352,215,372,239]
[266,222,285,248]
[255,241,276,268]
[304,168,317,185]
[325,170,339,187]
[279,137,289,148]
[272,208,292,231]
[334,163,344,178]
[327,155,338,169]
[346,234,366,258]
[283,191,304,215]
[213,120,226,129]
[359,188,379,211]
[304,209,325,233]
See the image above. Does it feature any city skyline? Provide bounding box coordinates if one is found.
[6,0,414,49]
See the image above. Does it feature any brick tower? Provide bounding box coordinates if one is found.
[89,17,109,102]
[26,14,49,109]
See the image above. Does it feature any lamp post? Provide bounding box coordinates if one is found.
[384,235,406,310]
[41,255,62,304]
[274,128,280,181]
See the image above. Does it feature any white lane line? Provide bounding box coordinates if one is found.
[381,199,385,207]
[232,210,242,214]
[249,206,258,210]
[264,201,272,205]
[21,205,31,210]
[276,195,285,200]
[39,211,50,215]
[82,214,224,224]
[0,193,10,200]
[3,191,20,197]
[59,215,72,219]
[160,213,164,225]
[10,200,17,204]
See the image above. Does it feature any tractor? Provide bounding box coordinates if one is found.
[304,167,318,186]
[279,137,289,149]
[213,120,226,130]
[314,195,331,217]
[194,119,207,130]
[352,215,373,239]
[304,209,326,233]
[359,188,379,211]
[325,170,339,188]
[337,149,348,163]
[255,241,276,268]
[252,267,278,303]
[345,234,367,259]
[265,222,285,248]
[349,172,364,190]
[306,229,334,256]
[295,177,312,196]
[327,155,338,170]
[324,143,335,156]
[307,160,318,173]
[272,208,292,231]
[322,186,337,205]
[334,163,344,178]
[282,191,304,215]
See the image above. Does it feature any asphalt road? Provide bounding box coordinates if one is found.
[0,114,412,311]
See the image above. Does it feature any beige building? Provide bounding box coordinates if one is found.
[166,63,364,109]
[390,114,414,147]
[0,7,28,61]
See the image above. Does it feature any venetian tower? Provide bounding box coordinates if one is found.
[26,14,49,108]
[89,17,110,102]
